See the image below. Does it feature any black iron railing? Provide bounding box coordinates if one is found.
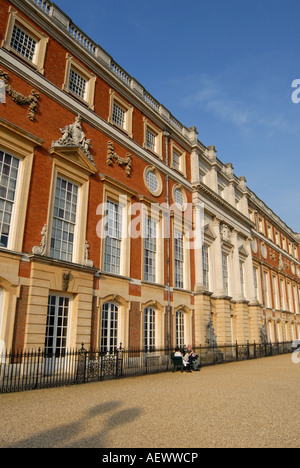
[0,341,293,394]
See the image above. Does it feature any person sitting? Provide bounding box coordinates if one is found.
[184,345,200,371]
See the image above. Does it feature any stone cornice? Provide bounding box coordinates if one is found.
[193,182,255,231]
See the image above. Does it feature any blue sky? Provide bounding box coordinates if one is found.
[55,0,300,233]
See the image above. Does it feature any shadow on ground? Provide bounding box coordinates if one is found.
[6,400,143,448]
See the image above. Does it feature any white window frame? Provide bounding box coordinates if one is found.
[170,141,186,176]
[263,271,270,308]
[174,229,184,289]
[175,310,186,348]
[280,278,287,311]
[2,6,49,74]
[202,244,209,290]
[63,54,96,109]
[101,302,121,353]
[222,253,229,296]
[0,151,21,250]
[109,90,133,138]
[143,166,163,198]
[103,199,123,275]
[0,288,5,354]
[144,216,158,283]
[0,120,41,253]
[45,294,72,356]
[144,307,156,352]
[272,275,279,310]
[47,146,96,265]
[49,176,79,263]
[143,118,163,158]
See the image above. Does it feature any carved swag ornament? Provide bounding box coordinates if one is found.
[107,141,132,177]
[0,69,39,121]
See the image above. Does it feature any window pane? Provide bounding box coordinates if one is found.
[144,218,157,282]
[50,177,78,262]
[45,295,69,356]
[174,230,184,288]
[0,151,20,248]
[104,201,122,274]
[101,303,119,353]
[145,170,159,193]
[222,254,228,295]
[202,245,209,289]
[144,307,156,351]
[112,102,126,128]
[10,25,37,61]
[176,311,185,348]
[69,69,87,99]
[146,129,156,152]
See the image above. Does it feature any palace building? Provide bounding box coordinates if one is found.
[0,0,299,355]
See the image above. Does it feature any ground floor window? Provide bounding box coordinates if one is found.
[175,310,185,348]
[45,295,70,356]
[101,302,119,353]
[0,288,5,357]
[144,307,156,352]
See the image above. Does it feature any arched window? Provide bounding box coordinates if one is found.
[176,310,185,348]
[144,307,156,352]
[101,302,119,353]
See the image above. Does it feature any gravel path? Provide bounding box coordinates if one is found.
[0,354,299,448]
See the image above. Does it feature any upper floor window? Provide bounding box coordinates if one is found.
[174,230,184,289]
[68,69,87,100]
[63,54,96,109]
[50,177,79,263]
[144,217,157,283]
[143,119,163,158]
[143,166,163,198]
[10,25,37,62]
[0,151,20,248]
[145,128,156,152]
[172,184,187,211]
[109,90,133,138]
[222,253,229,295]
[172,148,181,171]
[170,142,186,176]
[112,102,126,128]
[103,200,123,275]
[202,245,209,290]
[2,7,49,74]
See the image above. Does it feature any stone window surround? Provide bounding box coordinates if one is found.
[109,89,133,139]
[2,6,49,75]
[62,54,97,110]
[143,117,163,160]
[0,119,43,253]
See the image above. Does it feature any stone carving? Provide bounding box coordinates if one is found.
[32,224,47,256]
[220,223,230,243]
[279,254,285,272]
[51,114,94,162]
[107,141,132,177]
[0,69,39,121]
[206,315,218,348]
[84,241,94,268]
[62,269,71,292]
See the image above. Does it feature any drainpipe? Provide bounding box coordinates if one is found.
[163,129,171,349]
